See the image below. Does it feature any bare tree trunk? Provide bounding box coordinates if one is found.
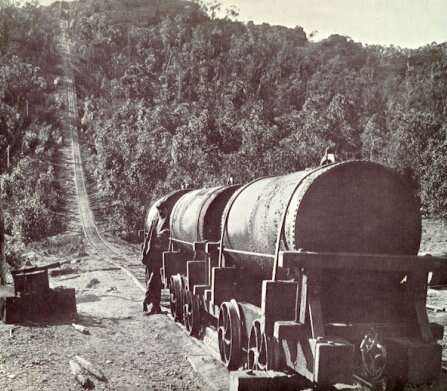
[177,71,182,102]
[0,209,5,285]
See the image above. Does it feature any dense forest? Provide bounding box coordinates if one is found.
[63,0,447,237]
[0,0,62,256]
[2,0,447,245]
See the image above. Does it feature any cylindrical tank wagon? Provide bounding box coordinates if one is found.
[223,161,421,272]
[143,189,191,237]
[170,185,241,254]
[143,161,446,390]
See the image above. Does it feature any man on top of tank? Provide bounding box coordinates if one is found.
[320,146,337,166]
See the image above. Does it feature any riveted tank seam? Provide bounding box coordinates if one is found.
[286,164,337,251]
[173,188,207,244]
[219,176,271,266]
[251,176,283,254]
[288,161,370,251]
[271,164,334,279]
[196,186,224,242]
[200,185,241,242]
[290,160,421,254]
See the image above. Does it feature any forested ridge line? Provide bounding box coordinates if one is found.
[2,0,447,245]
[0,0,65,262]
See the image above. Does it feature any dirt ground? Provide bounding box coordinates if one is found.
[425,219,447,367]
[1,218,447,391]
[0,237,210,391]
[420,219,447,257]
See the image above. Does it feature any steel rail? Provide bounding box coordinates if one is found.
[61,32,145,293]
[170,238,194,247]
[59,26,225,374]
[222,248,275,258]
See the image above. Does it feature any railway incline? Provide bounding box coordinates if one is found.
[0,22,226,391]
[61,24,146,293]
[2,17,447,391]
[58,21,230,391]
[44,16,447,391]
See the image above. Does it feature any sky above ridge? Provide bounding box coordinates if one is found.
[37,0,447,48]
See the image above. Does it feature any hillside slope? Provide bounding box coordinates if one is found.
[60,0,447,236]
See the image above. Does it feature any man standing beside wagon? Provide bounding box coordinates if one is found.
[141,202,170,315]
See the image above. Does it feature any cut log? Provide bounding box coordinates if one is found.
[75,355,107,382]
[72,323,90,335]
[69,359,94,389]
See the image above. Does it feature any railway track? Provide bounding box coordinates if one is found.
[60,28,145,289]
[59,25,229,391]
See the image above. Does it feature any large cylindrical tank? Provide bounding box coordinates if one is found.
[170,185,240,252]
[222,161,421,277]
[144,189,191,236]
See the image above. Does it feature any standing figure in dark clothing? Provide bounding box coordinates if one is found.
[142,203,170,315]
[320,146,337,166]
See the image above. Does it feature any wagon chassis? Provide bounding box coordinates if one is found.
[162,241,446,391]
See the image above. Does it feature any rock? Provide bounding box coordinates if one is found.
[72,323,90,335]
[70,359,94,389]
[85,278,100,289]
[75,355,107,382]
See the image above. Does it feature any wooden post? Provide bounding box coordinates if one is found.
[298,272,308,324]
[308,271,325,339]
[409,270,433,342]
[294,269,301,322]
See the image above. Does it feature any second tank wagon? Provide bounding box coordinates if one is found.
[170,185,240,252]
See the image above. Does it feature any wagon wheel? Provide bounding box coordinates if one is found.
[169,275,177,318]
[247,319,263,370]
[357,329,404,391]
[169,274,184,322]
[218,299,243,370]
[184,291,201,336]
[180,276,190,325]
[258,333,283,371]
[383,378,405,391]
[0,300,6,322]
[360,330,387,381]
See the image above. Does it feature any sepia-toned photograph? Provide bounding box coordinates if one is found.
[1,0,447,390]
